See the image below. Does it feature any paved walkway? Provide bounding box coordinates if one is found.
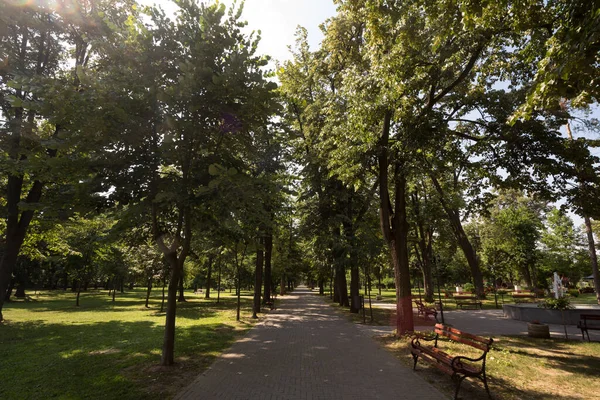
[177,287,445,400]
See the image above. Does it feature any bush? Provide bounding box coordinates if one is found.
[538,296,574,310]
[463,282,475,293]
[568,289,579,297]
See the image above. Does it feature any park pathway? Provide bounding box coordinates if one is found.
[176,286,446,400]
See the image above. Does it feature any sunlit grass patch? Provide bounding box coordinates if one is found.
[379,333,600,399]
[1,288,261,399]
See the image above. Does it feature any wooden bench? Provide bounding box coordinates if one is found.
[511,292,536,301]
[411,324,493,400]
[453,294,482,310]
[415,300,438,320]
[577,314,600,341]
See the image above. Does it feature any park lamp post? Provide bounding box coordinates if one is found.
[434,255,445,325]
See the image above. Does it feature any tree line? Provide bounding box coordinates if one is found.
[1,0,599,366]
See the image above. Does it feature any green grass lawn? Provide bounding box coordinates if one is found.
[0,288,260,400]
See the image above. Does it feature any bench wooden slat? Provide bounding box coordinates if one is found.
[418,352,455,375]
[435,324,493,350]
[411,324,493,399]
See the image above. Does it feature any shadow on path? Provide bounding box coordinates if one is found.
[177,286,445,400]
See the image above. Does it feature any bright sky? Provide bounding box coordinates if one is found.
[145,0,338,63]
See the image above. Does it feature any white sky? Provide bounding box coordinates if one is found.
[144,0,338,63]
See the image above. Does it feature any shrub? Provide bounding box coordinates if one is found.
[568,289,579,298]
[538,296,574,310]
[463,282,475,293]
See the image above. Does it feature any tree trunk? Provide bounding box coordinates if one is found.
[584,216,600,304]
[429,174,485,298]
[280,274,285,296]
[333,270,340,303]
[0,174,45,321]
[263,233,273,304]
[161,276,167,313]
[318,279,324,295]
[76,280,82,307]
[350,264,359,313]
[4,279,15,302]
[390,175,414,335]
[217,258,221,304]
[253,241,264,318]
[145,276,152,308]
[161,251,181,366]
[421,268,434,303]
[112,279,116,302]
[378,111,414,334]
[237,263,241,321]
[335,267,349,307]
[205,255,214,299]
[455,227,485,298]
[177,274,186,302]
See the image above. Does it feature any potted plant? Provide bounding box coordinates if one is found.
[527,320,550,338]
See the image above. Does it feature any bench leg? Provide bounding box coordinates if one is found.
[481,370,492,398]
[453,374,467,400]
[411,353,419,370]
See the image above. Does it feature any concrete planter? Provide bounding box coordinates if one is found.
[504,304,600,325]
[527,322,550,338]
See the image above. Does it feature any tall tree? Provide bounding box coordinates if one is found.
[94,1,277,364]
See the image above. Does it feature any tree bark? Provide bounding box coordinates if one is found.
[335,266,349,307]
[177,274,186,302]
[160,251,181,366]
[584,216,600,304]
[160,275,167,313]
[4,279,15,302]
[253,240,264,318]
[429,174,485,298]
[411,190,435,302]
[262,233,273,304]
[216,258,221,304]
[76,280,82,307]
[349,264,359,313]
[145,277,152,308]
[205,255,214,299]
[378,111,414,334]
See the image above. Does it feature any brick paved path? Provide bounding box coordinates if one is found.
[177,286,445,400]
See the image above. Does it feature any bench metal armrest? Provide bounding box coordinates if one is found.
[412,333,437,348]
[451,353,486,372]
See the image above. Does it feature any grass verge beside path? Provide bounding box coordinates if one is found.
[0,289,260,400]
[374,289,598,310]
[324,291,600,399]
[379,334,600,400]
